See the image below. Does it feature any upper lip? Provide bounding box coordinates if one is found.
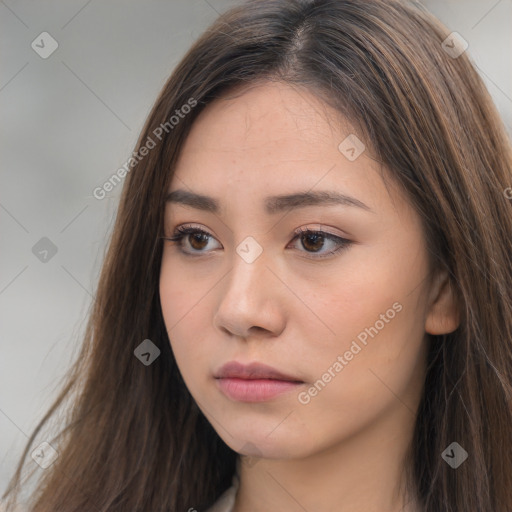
[215,361,303,382]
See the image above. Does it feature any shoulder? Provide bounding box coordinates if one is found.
[203,482,237,512]
[203,467,240,512]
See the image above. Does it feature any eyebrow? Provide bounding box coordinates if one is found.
[165,189,373,215]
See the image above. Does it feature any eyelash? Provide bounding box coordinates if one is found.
[162,224,352,260]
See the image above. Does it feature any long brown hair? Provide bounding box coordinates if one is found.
[3,0,512,510]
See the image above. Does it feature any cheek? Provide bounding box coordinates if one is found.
[159,259,213,385]
[288,308,426,450]
[291,251,428,412]
[288,258,408,362]
[159,252,214,332]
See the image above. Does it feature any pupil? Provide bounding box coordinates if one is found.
[303,233,323,252]
[190,233,208,250]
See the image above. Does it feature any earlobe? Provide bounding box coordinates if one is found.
[424,269,461,335]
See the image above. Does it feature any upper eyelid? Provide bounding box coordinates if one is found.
[171,223,349,241]
[169,225,351,254]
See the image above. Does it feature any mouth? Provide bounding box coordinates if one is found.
[214,361,305,402]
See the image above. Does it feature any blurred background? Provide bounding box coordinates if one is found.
[1,0,511,496]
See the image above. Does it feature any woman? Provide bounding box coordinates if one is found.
[3,0,512,511]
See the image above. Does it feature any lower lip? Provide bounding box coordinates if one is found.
[216,377,303,402]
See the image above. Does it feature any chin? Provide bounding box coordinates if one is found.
[220,424,314,460]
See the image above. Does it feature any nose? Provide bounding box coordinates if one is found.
[213,245,286,340]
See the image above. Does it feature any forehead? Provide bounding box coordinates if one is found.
[173,82,377,189]
[177,82,347,161]
[168,81,412,223]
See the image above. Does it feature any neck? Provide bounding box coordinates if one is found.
[233,403,422,512]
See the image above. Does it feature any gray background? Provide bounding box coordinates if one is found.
[1,0,511,495]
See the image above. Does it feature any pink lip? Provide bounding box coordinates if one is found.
[214,361,304,402]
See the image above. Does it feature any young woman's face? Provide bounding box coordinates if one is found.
[159,81,451,461]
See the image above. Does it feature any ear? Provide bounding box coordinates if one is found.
[425,269,461,335]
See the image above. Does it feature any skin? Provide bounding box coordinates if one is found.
[159,81,460,512]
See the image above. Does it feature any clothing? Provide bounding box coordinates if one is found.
[204,459,240,512]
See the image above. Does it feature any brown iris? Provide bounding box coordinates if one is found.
[300,232,325,252]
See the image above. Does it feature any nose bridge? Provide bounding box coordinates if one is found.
[224,236,269,305]
[214,236,282,336]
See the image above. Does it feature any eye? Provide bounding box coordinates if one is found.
[163,224,221,256]
[163,224,352,259]
[289,226,352,259]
